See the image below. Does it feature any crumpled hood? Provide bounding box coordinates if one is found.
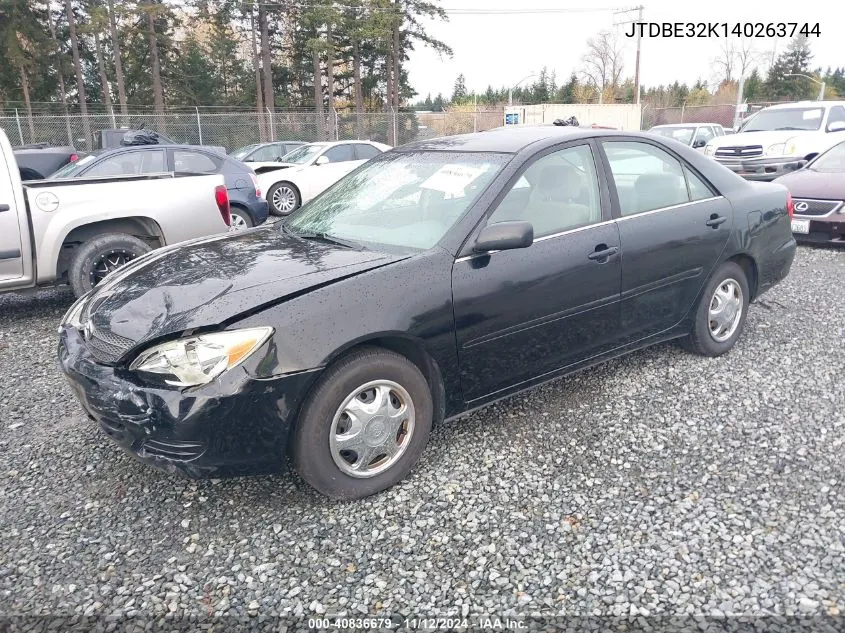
[84,226,403,346]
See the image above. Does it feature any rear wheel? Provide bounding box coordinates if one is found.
[229,208,254,230]
[293,348,433,500]
[684,261,750,357]
[68,233,151,298]
[268,182,300,216]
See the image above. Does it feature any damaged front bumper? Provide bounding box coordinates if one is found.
[58,326,320,477]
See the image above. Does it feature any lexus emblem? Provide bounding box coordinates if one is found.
[83,322,93,340]
[794,201,809,212]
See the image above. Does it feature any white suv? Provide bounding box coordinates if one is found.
[704,101,845,180]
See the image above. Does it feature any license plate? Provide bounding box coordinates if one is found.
[791,219,810,234]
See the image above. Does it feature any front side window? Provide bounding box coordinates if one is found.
[603,141,692,215]
[285,151,509,250]
[354,144,382,160]
[487,144,602,237]
[742,108,824,132]
[85,150,165,177]
[323,145,355,163]
[825,106,845,131]
[281,144,325,164]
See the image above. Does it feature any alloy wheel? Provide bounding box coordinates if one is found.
[272,185,297,214]
[89,249,138,287]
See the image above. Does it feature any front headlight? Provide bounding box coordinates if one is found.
[784,139,799,156]
[766,143,786,156]
[704,145,715,156]
[129,327,274,387]
[60,296,88,331]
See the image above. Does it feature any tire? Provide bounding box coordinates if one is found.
[68,233,152,298]
[293,347,433,500]
[268,182,300,216]
[684,261,750,357]
[229,207,254,230]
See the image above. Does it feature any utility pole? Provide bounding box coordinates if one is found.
[613,5,644,104]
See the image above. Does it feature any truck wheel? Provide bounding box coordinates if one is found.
[69,233,152,298]
[268,182,300,216]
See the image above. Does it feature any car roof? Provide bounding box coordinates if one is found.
[97,144,226,158]
[396,126,610,153]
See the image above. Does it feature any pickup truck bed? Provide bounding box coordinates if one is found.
[1,129,233,298]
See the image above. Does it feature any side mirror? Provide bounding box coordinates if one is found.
[473,221,534,253]
[315,155,329,166]
[827,121,845,133]
[693,139,707,148]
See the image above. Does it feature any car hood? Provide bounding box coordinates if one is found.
[84,226,405,346]
[774,168,845,199]
[710,130,811,149]
[255,164,303,181]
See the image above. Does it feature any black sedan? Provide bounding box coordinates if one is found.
[58,127,796,499]
[50,144,269,229]
[775,139,845,245]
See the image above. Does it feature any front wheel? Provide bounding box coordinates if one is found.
[292,348,433,500]
[68,233,152,298]
[268,182,300,216]
[684,261,750,357]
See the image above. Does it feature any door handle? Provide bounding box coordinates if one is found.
[0,203,10,212]
[706,214,727,228]
[588,245,619,261]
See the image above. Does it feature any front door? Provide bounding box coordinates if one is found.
[599,139,733,344]
[0,158,24,281]
[452,142,622,403]
[308,145,363,200]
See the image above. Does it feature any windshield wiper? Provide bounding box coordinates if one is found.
[282,224,361,249]
[774,126,804,130]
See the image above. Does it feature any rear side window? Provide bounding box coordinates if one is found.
[84,150,165,177]
[173,150,219,173]
[602,141,712,216]
[250,145,276,161]
[354,144,382,160]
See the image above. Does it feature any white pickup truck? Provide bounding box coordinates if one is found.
[704,100,845,180]
[0,129,232,298]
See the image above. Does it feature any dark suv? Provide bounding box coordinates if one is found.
[50,145,269,228]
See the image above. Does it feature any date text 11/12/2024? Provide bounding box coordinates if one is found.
[624,22,821,38]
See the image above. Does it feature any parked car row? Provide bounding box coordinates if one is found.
[648,100,845,246]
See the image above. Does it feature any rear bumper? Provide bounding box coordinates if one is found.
[714,156,804,181]
[791,215,845,246]
[243,198,270,225]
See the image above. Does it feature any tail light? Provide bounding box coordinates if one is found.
[215,185,231,226]
[786,193,794,219]
[69,153,78,162]
[249,173,261,198]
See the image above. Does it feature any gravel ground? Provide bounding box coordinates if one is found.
[0,246,843,629]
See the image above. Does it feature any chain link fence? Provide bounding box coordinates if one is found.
[0,108,506,153]
[641,102,785,130]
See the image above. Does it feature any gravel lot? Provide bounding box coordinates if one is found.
[0,246,843,628]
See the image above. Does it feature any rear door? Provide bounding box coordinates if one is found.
[0,149,25,281]
[598,139,732,344]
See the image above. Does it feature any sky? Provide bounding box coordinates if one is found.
[403,0,840,100]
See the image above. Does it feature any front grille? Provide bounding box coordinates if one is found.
[715,145,763,158]
[792,198,842,217]
[141,439,206,462]
[85,328,134,364]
